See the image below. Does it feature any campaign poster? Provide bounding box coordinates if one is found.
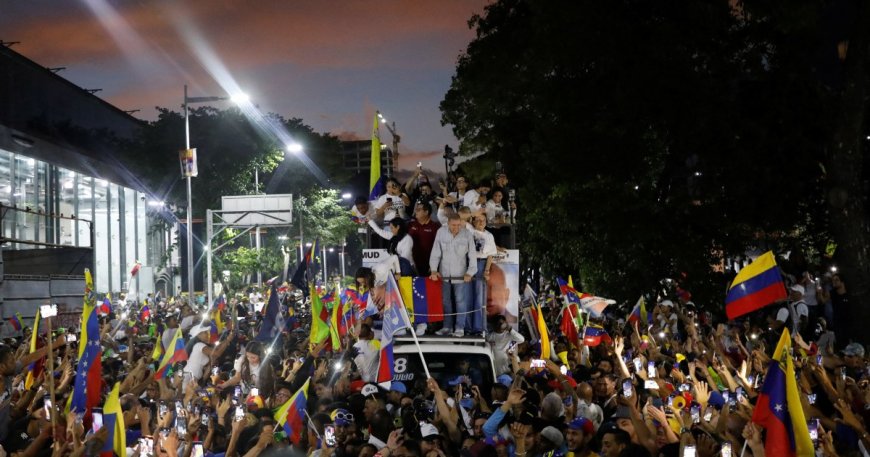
[487,249,520,329]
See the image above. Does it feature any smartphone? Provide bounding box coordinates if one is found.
[747,374,756,387]
[192,442,204,457]
[201,414,210,427]
[632,358,642,373]
[703,406,713,422]
[691,404,701,424]
[234,405,245,422]
[721,441,732,457]
[43,395,52,421]
[92,408,104,433]
[250,387,259,397]
[736,387,745,404]
[175,401,185,418]
[507,341,518,353]
[232,386,242,405]
[176,420,187,439]
[808,393,817,405]
[531,359,545,368]
[139,436,153,456]
[808,418,819,442]
[679,383,690,392]
[563,395,573,407]
[66,334,77,343]
[840,367,847,381]
[212,366,220,377]
[816,354,823,365]
[685,444,697,457]
[386,197,393,202]
[622,379,633,398]
[560,365,568,376]
[721,390,731,404]
[324,424,336,447]
[158,402,168,418]
[647,361,656,379]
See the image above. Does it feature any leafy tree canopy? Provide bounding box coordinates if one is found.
[440,0,855,306]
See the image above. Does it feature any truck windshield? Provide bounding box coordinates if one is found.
[391,351,494,393]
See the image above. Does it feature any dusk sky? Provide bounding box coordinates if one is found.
[0,0,490,172]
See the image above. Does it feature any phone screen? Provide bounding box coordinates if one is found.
[721,441,732,457]
[43,396,52,421]
[647,361,656,378]
[192,442,204,457]
[685,444,697,457]
[324,424,336,447]
[632,358,642,373]
[139,437,153,456]
[808,419,819,442]
[808,393,817,404]
[234,406,245,422]
[622,379,633,398]
[250,387,259,397]
[92,409,104,433]
[531,359,545,368]
[691,404,701,424]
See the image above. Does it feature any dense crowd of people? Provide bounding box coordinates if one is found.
[0,169,867,457]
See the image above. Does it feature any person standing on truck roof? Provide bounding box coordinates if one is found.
[429,213,477,337]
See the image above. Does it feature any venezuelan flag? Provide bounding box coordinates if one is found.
[369,114,385,200]
[530,302,550,360]
[24,309,41,390]
[71,269,102,415]
[154,328,188,379]
[398,277,444,324]
[725,251,787,320]
[274,378,310,445]
[752,329,813,457]
[101,383,126,457]
[8,313,22,331]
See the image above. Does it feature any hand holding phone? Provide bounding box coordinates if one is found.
[622,379,633,398]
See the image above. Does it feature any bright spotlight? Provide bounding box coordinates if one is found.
[230,92,250,104]
[341,193,352,200]
[380,118,387,124]
[286,143,303,154]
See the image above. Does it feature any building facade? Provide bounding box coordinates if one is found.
[0,45,175,322]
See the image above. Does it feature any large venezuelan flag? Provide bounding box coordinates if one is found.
[752,329,814,457]
[398,277,444,323]
[274,378,310,445]
[725,251,787,320]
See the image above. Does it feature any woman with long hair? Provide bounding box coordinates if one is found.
[217,340,276,400]
[368,216,415,276]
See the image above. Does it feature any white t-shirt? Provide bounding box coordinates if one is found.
[368,220,415,266]
[374,194,408,222]
[183,342,209,381]
[472,229,497,259]
[353,339,380,383]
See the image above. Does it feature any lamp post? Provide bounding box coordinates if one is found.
[183,85,228,305]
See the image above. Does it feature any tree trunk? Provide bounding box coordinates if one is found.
[826,1,870,345]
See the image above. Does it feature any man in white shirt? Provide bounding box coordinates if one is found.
[775,284,808,334]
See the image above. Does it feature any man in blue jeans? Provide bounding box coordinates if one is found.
[429,213,477,337]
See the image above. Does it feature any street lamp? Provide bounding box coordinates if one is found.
[183,85,243,305]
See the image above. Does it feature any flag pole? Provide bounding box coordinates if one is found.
[401,303,431,379]
[44,311,58,450]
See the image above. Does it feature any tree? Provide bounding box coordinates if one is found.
[121,107,349,218]
[440,1,856,320]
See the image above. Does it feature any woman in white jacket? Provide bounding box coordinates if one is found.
[368,217,415,276]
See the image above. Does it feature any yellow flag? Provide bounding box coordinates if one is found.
[24,308,40,390]
[773,329,814,457]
